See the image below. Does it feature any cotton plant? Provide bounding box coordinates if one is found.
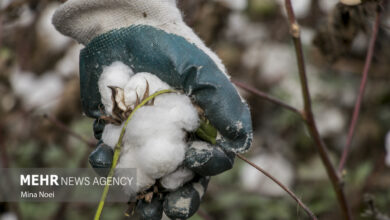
[52,0,253,219]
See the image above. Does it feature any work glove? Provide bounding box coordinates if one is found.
[53,0,252,219]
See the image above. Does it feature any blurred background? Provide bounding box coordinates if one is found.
[0,0,389,219]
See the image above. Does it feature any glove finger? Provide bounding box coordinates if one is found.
[185,141,235,176]
[88,141,113,176]
[93,119,105,140]
[136,197,163,220]
[163,176,209,219]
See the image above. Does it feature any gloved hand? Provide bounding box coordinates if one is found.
[53,0,252,219]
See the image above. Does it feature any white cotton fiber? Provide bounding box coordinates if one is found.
[10,69,64,111]
[160,167,195,190]
[101,124,123,147]
[98,62,134,115]
[100,64,199,194]
[115,151,156,194]
[124,73,171,108]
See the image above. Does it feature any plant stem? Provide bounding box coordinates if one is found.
[338,9,381,172]
[93,89,175,220]
[283,0,352,219]
[237,154,318,220]
[232,79,303,117]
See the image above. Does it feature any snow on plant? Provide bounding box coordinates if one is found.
[98,61,199,196]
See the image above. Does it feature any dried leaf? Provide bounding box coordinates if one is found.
[135,92,140,107]
[142,80,150,101]
[108,86,126,121]
[144,192,153,203]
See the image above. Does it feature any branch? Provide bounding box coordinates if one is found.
[43,114,97,148]
[338,9,381,172]
[232,79,302,116]
[237,154,317,220]
[283,1,353,219]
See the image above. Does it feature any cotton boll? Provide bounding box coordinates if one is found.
[134,137,186,179]
[101,124,124,147]
[101,71,199,192]
[226,13,268,46]
[103,124,157,193]
[122,94,198,178]
[10,69,64,111]
[276,0,311,19]
[37,3,71,52]
[244,43,294,85]
[160,167,195,191]
[300,27,315,46]
[260,44,294,83]
[98,62,134,115]
[101,71,199,193]
[115,151,156,193]
[351,32,369,54]
[152,94,200,131]
[315,107,345,137]
[124,72,170,108]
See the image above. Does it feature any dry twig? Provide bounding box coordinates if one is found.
[232,79,303,117]
[283,0,353,219]
[237,154,317,220]
[339,8,382,172]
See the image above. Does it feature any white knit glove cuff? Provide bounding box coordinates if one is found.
[52,0,227,73]
[52,0,181,45]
